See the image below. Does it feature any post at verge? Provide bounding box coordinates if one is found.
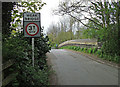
[32,38,34,67]
[23,13,41,67]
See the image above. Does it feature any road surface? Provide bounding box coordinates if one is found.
[47,49,118,85]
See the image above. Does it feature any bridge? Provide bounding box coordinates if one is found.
[58,39,101,48]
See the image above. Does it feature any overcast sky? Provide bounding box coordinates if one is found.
[40,0,61,34]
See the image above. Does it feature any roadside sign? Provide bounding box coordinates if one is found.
[23,13,41,37]
[24,12,40,21]
[25,23,39,36]
[23,12,41,67]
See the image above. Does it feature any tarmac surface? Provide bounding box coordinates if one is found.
[47,49,118,85]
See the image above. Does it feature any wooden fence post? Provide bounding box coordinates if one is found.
[2,59,16,87]
[0,1,2,87]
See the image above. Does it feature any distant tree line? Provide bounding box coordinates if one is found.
[47,16,87,47]
[47,0,120,57]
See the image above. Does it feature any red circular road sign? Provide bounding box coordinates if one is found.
[25,23,39,36]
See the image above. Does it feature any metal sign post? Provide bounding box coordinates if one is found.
[23,13,41,67]
[32,38,34,67]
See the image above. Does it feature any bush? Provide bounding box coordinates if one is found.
[78,47,80,50]
[83,48,87,52]
[99,53,103,58]
[88,48,92,54]
[3,33,51,86]
[95,49,102,56]
[80,48,84,51]
[103,54,107,60]
[74,46,76,50]
[107,55,112,61]
[75,47,78,51]
[12,65,51,86]
[2,34,31,63]
[114,55,120,63]
[70,46,72,49]
[74,46,80,51]
[92,48,97,54]
[71,46,74,49]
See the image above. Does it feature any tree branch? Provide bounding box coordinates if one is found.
[68,13,100,30]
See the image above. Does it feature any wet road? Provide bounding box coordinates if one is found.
[47,49,118,85]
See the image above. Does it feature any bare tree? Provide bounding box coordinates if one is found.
[54,0,119,30]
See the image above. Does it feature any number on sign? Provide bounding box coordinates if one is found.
[33,26,35,33]
[28,25,36,33]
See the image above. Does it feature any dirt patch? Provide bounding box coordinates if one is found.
[65,49,120,68]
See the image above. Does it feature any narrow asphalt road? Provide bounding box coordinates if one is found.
[47,49,118,85]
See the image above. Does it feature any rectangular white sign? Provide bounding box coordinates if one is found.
[23,12,41,37]
[24,13,40,21]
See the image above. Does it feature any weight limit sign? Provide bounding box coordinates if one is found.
[23,13,41,37]
[25,23,39,36]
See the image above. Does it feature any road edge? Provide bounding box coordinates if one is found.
[46,52,58,85]
[65,49,119,69]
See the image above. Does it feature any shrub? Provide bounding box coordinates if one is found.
[11,65,51,86]
[74,46,77,50]
[92,48,97,54]
[103,54,107,60]
[3,33,51,86]
[99,53,103,58]
[78,47,80,50]
[114,55,120,63]
[75,47,78,51]
[78,48,81,51]
[81,48,84,51]
[68,46,71,49]
[75,46,80,51]
[107,55,112,61]
[96,49,102,56]
[88,48,92,54]
[71,46,74,49]
[2,34,31,63]
[83,48,87,52]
